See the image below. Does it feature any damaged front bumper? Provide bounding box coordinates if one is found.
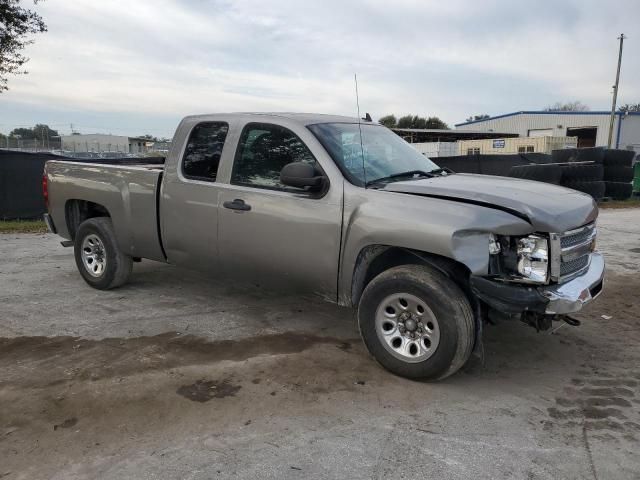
[470,252,605,316]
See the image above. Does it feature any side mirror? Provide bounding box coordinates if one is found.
[280,162,325,190]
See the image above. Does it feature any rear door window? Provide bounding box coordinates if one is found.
[231,123,318,191]
[182,122,229,181]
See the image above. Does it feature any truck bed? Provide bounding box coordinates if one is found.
[45,160,166,262]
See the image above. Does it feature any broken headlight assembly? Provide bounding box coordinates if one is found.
[489,233,550,284]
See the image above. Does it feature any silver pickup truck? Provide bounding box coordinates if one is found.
[43,113,605,380]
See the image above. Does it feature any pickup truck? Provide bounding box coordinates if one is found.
[43,113,605,380]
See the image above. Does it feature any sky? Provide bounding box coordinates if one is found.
[1,0,639,138]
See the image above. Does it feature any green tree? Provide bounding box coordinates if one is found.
[425,116,448,129]
[138,134,158,141]
[396,115,414,128]
[544,101,589,112]
[0,0,47,92]
[465,114,490,122]
[378,114,397,128]
[396,114,449,130]
[9,124,58,139]
[618,103,640,113]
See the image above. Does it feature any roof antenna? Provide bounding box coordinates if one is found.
[354,73,367,186]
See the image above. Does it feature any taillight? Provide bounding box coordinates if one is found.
[42,172,49,210]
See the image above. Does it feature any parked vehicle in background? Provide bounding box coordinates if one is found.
[43,113,605,380]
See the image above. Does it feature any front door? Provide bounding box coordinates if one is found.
[217,122,342,298]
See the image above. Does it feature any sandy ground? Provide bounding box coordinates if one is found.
[1,208,639,479]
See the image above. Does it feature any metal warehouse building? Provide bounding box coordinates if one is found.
[455,111,640,154]
[60,134,150,154]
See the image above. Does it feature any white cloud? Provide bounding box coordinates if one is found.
[1,0,638,136]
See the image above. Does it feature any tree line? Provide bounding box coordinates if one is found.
[377,114,449,129]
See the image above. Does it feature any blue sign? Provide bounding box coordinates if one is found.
[493,139,505,148]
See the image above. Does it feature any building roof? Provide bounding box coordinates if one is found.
[455,110,640,127]
[391,128,518,142]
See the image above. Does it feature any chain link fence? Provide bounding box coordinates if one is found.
[0,137,63,152]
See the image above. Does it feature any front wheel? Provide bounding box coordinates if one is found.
[358,264,474,380]
[74,217,132,290]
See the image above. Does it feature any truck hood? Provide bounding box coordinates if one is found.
[383,173,598,232]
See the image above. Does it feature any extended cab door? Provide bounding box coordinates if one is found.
[160,119,233,271]
[217,121,343,299]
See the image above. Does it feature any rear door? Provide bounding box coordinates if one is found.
[217,121,342,298]
[160,120,231,271]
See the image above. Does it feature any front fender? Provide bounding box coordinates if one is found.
[338,187,533,305]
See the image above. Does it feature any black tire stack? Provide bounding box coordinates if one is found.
[602,150,635,200]
[508,164,562,184]
[559,162,605,201]
[551,146,606,164]
[507,147,634,202]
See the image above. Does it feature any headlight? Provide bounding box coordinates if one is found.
[516,235,549,283]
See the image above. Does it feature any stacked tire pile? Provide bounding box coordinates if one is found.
[602,150,635,200]
[507,147,635,202]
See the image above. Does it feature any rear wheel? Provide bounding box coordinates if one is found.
[358,264,474,380]
[74,217,132,289]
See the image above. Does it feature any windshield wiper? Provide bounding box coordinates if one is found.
[365,169,436,188]
[429,168,453,176]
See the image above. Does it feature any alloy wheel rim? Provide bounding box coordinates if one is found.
[375,292,440,363]
[81,234,107,277]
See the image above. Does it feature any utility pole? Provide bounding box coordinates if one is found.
[608,33,626,148]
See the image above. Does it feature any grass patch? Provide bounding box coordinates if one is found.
[0,220,48,234]
[599,197,640,209]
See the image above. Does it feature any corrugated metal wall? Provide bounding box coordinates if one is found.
[456,113,636,148]
[619,115,640,156]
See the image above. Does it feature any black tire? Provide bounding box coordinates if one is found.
[604,149,634,167]
[575,147,605,164]
[562,180,605,200]
[552,148,577,163]
[560,163,604,182]
[508,164,562,184]
[74,217,132,289]
[358,264,474,380]
[603,166,634,182]
[604,181,633,200]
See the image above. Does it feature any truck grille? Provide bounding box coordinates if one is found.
[560,227,594,249]
[560,255,590,277]
[552,223,596,282]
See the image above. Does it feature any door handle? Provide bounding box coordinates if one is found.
[223,198,251,211]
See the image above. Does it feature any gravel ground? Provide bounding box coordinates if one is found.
[1,208,639,479]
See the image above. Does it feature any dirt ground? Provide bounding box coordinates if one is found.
[1,209,639,479]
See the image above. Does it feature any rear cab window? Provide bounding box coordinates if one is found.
[182,122,229,181]
[231,122,320,192]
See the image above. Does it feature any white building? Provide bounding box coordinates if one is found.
[457,136,577,155]
[61,134,150,154]
[455,111,640,154]
[411,141,458,157]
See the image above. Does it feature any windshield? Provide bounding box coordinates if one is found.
[307,123,440,187]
